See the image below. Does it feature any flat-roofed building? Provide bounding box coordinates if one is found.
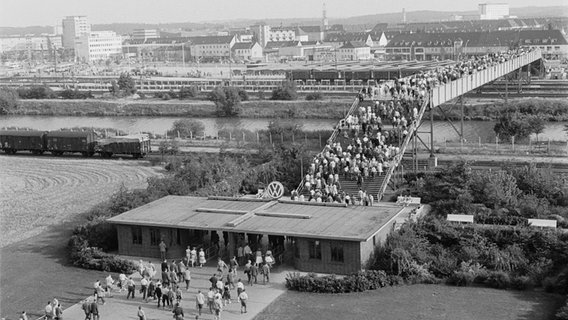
[75,31,123,62]
[479,3,509,20]
[108,196,424,274]
[62,15,90,49]
[132,29,159,41]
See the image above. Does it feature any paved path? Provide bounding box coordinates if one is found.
[59,259,289,320]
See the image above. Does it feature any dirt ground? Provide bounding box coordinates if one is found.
[0,155,162,319]
[255,284,565,320]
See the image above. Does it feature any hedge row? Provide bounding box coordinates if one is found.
[68,235,136,273]
[285,270,404,293]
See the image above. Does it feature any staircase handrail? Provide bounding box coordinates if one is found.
[377,93,431,200]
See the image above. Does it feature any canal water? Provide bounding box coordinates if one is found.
[0,115,566,143]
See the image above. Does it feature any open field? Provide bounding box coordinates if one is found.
[0,155,162,318]
[255,284,564,320]
[0,155,162,248]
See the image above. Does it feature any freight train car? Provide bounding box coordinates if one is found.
[0,130,46,154]
[45,131,97,156]
[95,134,151,158]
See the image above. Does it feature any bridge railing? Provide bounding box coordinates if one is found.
[377,94,431,200]
[431,50,541,106]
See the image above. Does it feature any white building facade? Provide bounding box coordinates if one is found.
[62,16,90,49]
[479,3,509,20]
[75,31,123,62]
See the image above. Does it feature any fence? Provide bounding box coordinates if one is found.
[410,136,568,156]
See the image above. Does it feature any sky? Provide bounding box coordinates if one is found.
[1,0,567,27]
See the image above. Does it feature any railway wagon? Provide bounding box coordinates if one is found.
[96,134,151,158]
[0,130,46,154]
[45,131,97,156]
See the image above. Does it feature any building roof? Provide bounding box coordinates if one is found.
[0,130,45,137]
[232,42,257,50]
[325,32,370,43]
[340,41,369,49]
[188,35,235,45]
[297,26,322,33]
[107,196,412,242]
[386,29,568,48]
[264,41,299,49]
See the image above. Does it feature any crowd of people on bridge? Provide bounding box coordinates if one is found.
[293,48,534,204]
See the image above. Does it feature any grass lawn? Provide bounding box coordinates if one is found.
[254,284,564,320]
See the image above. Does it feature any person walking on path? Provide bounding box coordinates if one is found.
[198,248,206,268]
[155,283,163,308]
[250,263,259,285]
[19,311,28,320]
[222,281,231,306]
[184,267,191,291]
[244,260,252,285]
[237,245,244,265]
[90,297,99,320]
[213,290,223,320]
[243,243,252,262]
[190,247,197,268]
[137,306,146,320]
[140,277,148,300]
[105,274,115,297]
[172,303,184,320]
[54,303,63,320]
[238,289,248,314]
[216,258,228,276]
[262,262,271,284]
[118,273,128,292]
[227,267,235,289]
[82,299,91,320]
[230,256,239,274]
[236,279,245,297]
[195,290,205,316]
[207,287,215,314]
[44,301,53,320]
[185,246,191,266]
[159,240,167,260]
[126,277,136,299]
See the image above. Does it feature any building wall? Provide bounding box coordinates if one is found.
[62,16,90,50]
[116,225,194,260]
[294,238,361,274]
[76,31,122,62]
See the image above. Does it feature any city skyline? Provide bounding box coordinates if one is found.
[1,0,567,28]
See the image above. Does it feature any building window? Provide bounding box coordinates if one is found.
[308,240,321,260]
[176,229,181,245]
[132,226,142,245]
[330,243,344,262]
[150,228,160,246]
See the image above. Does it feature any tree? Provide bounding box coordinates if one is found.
[208,86,242,117]
[271,80,297,100]
[179,86,198,99]
[494,113,544,142]
[0,88,18,113]
[116,73,137,95]
[171,119,205,138]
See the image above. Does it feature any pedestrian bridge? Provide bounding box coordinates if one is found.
[297,49,543,202]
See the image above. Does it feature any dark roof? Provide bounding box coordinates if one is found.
[108,196,416,242]
[386,29,568,48]
[45,131,94,138]
[325,32,370,43]
[124,37,190,45]
[232,42,258,50]
[264,41,299,49]
[188,35,235,45]
[384,18,549,33]
[297,26,321,33]
[340,41,368,49]
[0,130,45,137]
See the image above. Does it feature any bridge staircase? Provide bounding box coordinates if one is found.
[296,50,543,202]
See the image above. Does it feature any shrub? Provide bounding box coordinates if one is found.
[179,86,198,99]
[556,297,568,320]
[271,81,297,100]
[447,270,475,286]
[305,92,323,101]
[68,235,135,273]
[510,276,534,291]
[485,270,511,289]
[285,270,394,294]
[208,86,242,116]
[17,86,56,99]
